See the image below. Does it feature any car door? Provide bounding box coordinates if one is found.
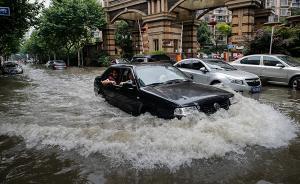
[236,56,262,76]
[117,68,143,115]
[190,59,210,84]
[101,68,122,106]
[261,56,288,84]
[176,59,209,84]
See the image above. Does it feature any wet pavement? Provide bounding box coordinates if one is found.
[0,64,299,184]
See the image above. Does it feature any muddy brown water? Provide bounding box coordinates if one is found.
[0,64,299,184]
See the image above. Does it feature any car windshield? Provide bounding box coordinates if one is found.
[277,55,300,67]
[135,65,189,86]
[204,60,237,71]
[54,60,65,64]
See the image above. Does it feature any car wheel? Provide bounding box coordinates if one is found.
[290,77,300,89]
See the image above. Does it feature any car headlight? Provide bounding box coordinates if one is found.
[174,106,199,116]
[230,79,244,85]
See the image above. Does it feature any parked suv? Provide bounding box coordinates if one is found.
[231,54,300,89]
[131,54,176,64]
[174,58,262,93]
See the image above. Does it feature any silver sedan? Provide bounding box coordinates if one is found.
[231,54,300,88]
[174,58,262,93]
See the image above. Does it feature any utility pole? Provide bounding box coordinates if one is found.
[180,22,183,58]
[137,19,144,54]
[269,25,275,54]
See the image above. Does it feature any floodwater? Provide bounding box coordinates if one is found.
[0,64,299,184]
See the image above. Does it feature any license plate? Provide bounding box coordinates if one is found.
[251,86,261,93]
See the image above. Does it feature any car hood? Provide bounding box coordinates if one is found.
[212,69,258,79]
[141,81,233,106]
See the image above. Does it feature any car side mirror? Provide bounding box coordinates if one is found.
[188,74,194,80]
[200,67,208,73]
[276,63,285,68]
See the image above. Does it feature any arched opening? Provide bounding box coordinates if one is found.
[110,9,147,57]
[110,9,146,24]
[169,0,225,13]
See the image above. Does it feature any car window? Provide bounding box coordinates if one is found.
[277,55,300,67]
[101,67,121,82]
[152,54,170,61]
[177,60,192,69]
[240,56,261,65]
[191,60,205,70]
[54,60,65,64]
[263,56,282,66]
[132,58,145,62]
[204,59,237,70]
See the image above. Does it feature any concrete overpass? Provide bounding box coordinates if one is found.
[101,0,272,57]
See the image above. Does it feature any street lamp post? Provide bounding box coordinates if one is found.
[264,22,282,55]
[269,25,275,54]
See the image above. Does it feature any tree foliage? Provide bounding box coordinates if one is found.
[115,20,133,58]
[250,26,300,57]
[23,0,106,65]
[21,30,49,62]
[0,0,41,57]
[216,22,232,37]
[197,21,212,50]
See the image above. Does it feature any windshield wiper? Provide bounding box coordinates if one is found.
[148,82,165,86]
[165,79,189,84]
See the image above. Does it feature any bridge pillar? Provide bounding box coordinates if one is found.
[131,27,142,55]
[226,0,262,46]
[143,14,181,58]
[182,20,200,58]
[102,25,117,56]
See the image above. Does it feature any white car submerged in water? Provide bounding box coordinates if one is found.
[174,58,262,93]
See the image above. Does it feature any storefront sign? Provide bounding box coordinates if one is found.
[0,7,10,16]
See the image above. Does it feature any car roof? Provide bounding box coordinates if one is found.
[243,54,286,57]
[132,54,169,57]
[111,62,172,68]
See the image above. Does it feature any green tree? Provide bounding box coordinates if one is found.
[250,26,300,57]
[37,0,106,66]
[115,20,133,58]
[216,22,232,45]
[21,31,49,63]
[197,21,212,51]
[0,0,41,58]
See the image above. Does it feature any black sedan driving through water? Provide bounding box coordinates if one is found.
[94,63,234,119]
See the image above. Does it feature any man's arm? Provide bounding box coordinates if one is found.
[101,79,116,86]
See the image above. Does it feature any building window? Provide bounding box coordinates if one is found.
[280,8,290,16]
[154,39,159,51]
[291,0,300,7]
[280,0,289,6]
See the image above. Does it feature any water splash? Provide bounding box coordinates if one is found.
[0,66,298,170]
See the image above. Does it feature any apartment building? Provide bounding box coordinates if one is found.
[265,0,300,22]
[199,7,232,46]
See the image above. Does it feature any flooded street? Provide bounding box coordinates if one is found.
[0,64,299,184]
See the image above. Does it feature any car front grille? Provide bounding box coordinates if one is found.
[200,99,230,114]
[246,78,261,86]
